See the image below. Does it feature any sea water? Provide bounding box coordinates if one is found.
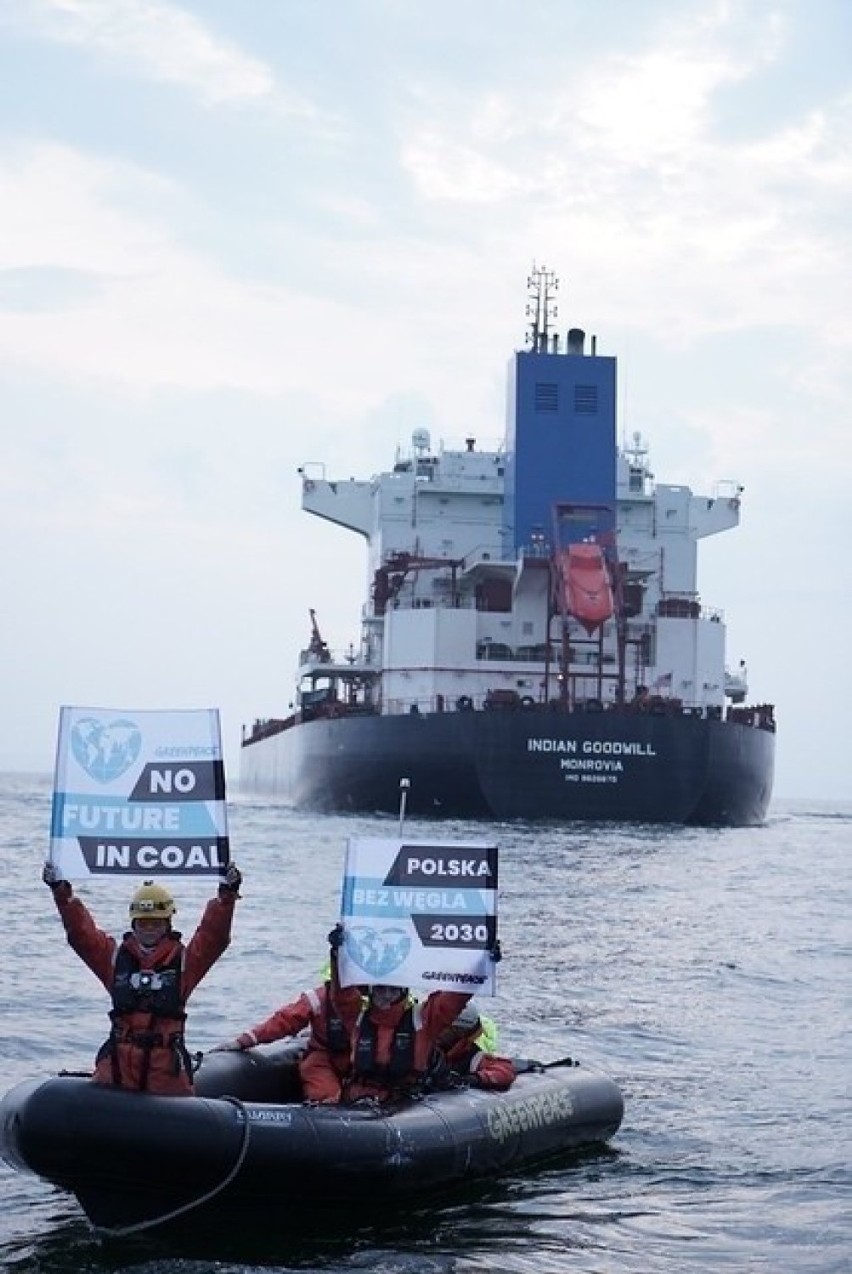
[0,773,848,1273]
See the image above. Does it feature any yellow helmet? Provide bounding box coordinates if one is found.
[129,880,176,921]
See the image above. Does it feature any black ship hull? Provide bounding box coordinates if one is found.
[240,706,775,826]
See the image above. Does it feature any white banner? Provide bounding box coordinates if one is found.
[49,706,230,879]
[337,837,499,996]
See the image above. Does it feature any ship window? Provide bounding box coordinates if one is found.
[535,383,559,412]
[574,385,598,414]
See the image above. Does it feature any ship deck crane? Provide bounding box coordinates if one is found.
[307,609,332,663]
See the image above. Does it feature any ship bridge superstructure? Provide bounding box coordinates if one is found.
[291,269,754,724]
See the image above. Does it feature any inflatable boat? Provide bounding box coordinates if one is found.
[0,1045,624,1235]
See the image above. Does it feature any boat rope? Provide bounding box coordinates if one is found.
[92,1095,252,1238]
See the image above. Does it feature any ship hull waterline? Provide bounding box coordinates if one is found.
[240,709,775,826]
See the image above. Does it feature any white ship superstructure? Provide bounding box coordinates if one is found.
[295,427,747,719]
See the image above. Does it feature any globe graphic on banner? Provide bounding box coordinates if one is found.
[70,717,142,783]
[346,926,411,978]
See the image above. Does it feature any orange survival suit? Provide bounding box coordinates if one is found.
[48,878,239,1095]
[229,972,356,1103]
[335,984,472,1103]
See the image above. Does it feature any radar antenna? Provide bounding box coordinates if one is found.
[525,264,559,352]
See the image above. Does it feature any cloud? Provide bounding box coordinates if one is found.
[0,143,395,400]
[0,265,102,312]
[396,14,852,362]
[23,0,287,108]
[0,143,176,274]
[402,123,530,205]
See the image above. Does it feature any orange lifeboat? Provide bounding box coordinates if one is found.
[557,544,614,635]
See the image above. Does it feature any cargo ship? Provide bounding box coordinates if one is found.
[240,267,775,824]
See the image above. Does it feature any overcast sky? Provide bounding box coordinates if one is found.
[1,0,850,802]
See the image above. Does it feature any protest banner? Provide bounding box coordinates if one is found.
[338,836,499,995]
[49,706,229,878]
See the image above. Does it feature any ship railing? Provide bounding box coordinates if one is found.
[378,693,777,732]
[241,696,777,744]
[241,716,293,745]
[474,644,622,668]
[656,596,725,625]
[297,635,621,668]
[727,704,776,731]
[298,648,376,672]
[474,642,576,662]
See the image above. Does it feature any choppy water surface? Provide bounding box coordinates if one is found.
[0,773,848,1273]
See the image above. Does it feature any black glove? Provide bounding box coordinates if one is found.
[42,861,63,890]
[219,862,242,894]
[327,922,345,950]
[489,938,503,963]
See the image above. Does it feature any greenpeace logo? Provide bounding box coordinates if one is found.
[154,746,219,758]
[422,971,487,984]
[487,1089,575,1142]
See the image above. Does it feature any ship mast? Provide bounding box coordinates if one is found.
[526,264,559,352]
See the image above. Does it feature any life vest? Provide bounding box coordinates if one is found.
[305,983,351,1055]
[420,1044,454,1091]
[101,936,190,1090]
[352,1005,417,1081]
[420,1031,484,1092]
[429,1014,499,1090]
[442,1036,478,1075]
[110,938,185,1020]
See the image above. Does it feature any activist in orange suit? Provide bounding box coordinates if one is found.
[209,933,358,1102]
[329,925,504,1104]
[42,860,242,1095]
